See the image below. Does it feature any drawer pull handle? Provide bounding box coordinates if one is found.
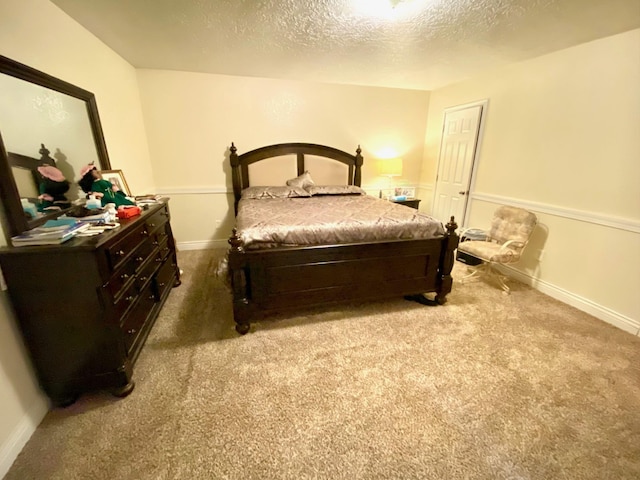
[136,256,144,262]
[115,250,125,257]
[149,223,156,228]
[120,273,130,280]
[141,230,149,236]
[159,282,166,287]
[149,294,155,300]
[156,257,163,263]
[126,295,135,302]
[139,276,148,282]
[127,328,137,335]
[152,241,159,246]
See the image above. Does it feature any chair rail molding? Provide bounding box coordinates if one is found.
[156,186,230,195]
[471,192,640,234]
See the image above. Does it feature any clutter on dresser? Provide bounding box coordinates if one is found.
[10,221,90,247]
[62,205,111,223]
[117,205,142,219]
[78,164,135,207]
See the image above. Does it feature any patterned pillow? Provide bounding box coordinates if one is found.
[307,185,366,196]
[241,186,311,199]
[286,171,315,190]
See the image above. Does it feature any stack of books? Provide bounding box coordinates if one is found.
[61,210,111,223]
[135,194,165,205]
[11,222,90,247]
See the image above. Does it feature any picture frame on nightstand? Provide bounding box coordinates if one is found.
[394,187,415,198]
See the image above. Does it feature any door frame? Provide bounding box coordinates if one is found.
[431,98,489,228]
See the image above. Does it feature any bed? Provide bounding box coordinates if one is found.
[227,142,459,334]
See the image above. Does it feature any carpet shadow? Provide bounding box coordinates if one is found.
[147,251,531,349]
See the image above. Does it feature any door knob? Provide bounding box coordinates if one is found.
[458,191,467,195]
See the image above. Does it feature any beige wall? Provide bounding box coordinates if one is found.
[0,0,153,474]
[136,69,430,246]
[421,29,640,332]
[1,0,638,473]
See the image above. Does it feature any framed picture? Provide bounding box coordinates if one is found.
[101,170,131,196]
[394,187,416,198]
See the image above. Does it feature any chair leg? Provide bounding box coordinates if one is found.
[460,262,487,282]
[460,262,511,293]
[488,264,511,294]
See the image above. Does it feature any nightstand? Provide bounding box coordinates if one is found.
[393,198,421,209]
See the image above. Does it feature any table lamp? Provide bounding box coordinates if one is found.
[378,157,403,199]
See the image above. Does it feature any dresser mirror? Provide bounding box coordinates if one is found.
[0,55,111,239]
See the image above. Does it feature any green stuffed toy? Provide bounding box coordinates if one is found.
[37,164,71,211]
[78,163,135,207]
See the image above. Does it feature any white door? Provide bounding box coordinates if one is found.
[431,102,485,226]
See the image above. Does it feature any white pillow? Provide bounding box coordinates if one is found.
[286,171,315,190]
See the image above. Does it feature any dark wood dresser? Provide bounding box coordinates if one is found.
[0,200,180,406]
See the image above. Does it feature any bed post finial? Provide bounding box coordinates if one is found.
[39,143,50,159]
[445,216,458,235]
[353,145,363,186]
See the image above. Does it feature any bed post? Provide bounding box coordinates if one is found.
[230,143,242,215]
[228,228,251,334]
[353,145,363,187]
[435,216,459,305]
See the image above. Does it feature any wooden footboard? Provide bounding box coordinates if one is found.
[228,217,458,334]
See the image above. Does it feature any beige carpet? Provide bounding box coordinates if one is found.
[6,249,640,480]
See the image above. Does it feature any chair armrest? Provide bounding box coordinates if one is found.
[459,227,489,240]
[497,240,524,254]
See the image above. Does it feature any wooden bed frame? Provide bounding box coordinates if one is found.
[227,142,459,334]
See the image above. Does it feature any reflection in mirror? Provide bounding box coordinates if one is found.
[12,166,39,199]
[0,55,111,238]
[0,74,98,203]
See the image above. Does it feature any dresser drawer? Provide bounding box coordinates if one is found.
[105,260,138,299]
[129,236,157,272]
[144,207,169,235]
[105,234,161,300]
[154,257,177,301]
[106,224,147,272]
[121,283,156,354]
[112,281,139,321]
[135,243,167,292]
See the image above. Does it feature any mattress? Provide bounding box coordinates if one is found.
[236,194,445,249]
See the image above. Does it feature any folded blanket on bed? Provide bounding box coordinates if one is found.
[236,194,444,249]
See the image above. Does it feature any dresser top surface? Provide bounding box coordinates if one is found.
[0,200,169,256]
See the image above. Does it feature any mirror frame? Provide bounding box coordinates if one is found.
[0,54,111,238]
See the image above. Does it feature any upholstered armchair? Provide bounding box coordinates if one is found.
[457,205,537,293]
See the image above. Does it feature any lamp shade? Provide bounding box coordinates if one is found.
[378,157,403,177]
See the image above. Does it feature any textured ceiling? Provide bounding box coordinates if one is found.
[51,0,640,90]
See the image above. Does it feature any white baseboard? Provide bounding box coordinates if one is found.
[499,265,640,336]
[0,397,49,479]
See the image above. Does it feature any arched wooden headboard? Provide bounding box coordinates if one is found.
[229,142,364,213]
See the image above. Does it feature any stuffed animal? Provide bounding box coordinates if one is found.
[37,164,71,211]
[78,163,135,207]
